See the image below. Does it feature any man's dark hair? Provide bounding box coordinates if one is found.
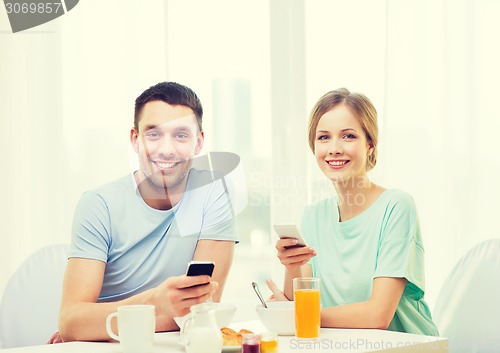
[134,82,203,132]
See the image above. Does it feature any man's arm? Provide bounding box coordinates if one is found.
[59,258,128,342]
[192,239,235,302]
[58,258,216,342]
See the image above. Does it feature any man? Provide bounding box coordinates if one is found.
[57,82,236,342]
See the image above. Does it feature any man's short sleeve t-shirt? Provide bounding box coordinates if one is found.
[301,189,439,336]
[69,168,237,302]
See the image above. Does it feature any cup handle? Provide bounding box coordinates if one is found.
[180,316,193,346]
[106,312,120,341]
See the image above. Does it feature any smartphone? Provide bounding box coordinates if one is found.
[186,260,215,277]
[273,224,307,249]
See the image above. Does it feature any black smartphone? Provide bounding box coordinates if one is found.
[186,260,215,277]
[274,224,307,249]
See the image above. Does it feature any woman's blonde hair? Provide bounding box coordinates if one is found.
[307,88,378,171]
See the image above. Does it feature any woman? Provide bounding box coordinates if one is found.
[267,88,439,336]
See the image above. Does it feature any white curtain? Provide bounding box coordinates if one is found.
[0,0,169,294]
[2,0,499,318]
[304,0,500,309]
[383,0,500,308]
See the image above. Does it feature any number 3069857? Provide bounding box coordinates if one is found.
[5,2,63,14]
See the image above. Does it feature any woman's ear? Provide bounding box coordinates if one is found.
[367,141,374,156]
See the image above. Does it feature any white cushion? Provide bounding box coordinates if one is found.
[0,244,69,348]
[433,238,500,353]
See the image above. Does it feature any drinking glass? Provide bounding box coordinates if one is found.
[260,331,278,353]
[242,333,261,353]
[293,277,320,340]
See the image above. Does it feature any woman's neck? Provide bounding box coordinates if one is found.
[333,176,384,222]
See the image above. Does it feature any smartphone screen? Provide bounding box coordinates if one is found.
[186,261,215,277]
[274,224,307,249]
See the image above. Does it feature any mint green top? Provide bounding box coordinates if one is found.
[301,189,439,336]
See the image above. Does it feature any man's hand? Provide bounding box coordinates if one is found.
[153,274,218,319]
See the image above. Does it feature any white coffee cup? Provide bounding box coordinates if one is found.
[106,305,156,353]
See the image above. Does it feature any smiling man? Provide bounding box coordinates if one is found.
[132,100,204,209]
[57,82,237,342]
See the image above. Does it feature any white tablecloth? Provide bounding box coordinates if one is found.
[0,321,448,353]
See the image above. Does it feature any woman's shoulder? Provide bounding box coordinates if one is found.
[308,195,337,209]
[380,188,417,208]
[375,188,420,223]
[302,195,338,220]
[300,196,337,234]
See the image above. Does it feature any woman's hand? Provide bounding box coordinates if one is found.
[276,238,316,271]
[47,331,63,344]
[265,279,290,301]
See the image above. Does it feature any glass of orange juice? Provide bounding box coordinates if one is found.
[260,331,278,353]
[293,277,320,340]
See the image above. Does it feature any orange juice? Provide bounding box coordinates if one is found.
[260,338,278,353]
[294,289,320,339]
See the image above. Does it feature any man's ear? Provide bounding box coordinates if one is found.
[194,131,205,155]
[130,128,139,153]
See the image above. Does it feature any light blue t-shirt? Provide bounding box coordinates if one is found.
[301,189,439,336]
[69,168,237,302]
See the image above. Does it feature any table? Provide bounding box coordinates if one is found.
[0,321,448,352]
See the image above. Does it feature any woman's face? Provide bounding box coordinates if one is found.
[314,104,373,184]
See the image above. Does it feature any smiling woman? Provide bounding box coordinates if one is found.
[269,88,439,336]
[313,106,374,184]
[308,88,378,181]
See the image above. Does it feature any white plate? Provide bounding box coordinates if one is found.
[180,339,240,352]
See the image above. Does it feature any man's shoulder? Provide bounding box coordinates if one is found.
[185,168,223,192]
[84,174,134,200]
[95,174,133,190]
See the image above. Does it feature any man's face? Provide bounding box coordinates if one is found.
[131,100,204,195]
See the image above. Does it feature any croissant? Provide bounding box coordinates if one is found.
[221,327,254,346]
